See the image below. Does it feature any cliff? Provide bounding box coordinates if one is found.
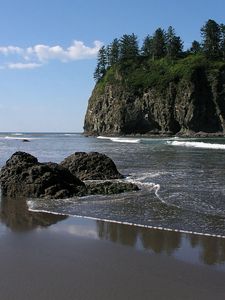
[84,56,225,136]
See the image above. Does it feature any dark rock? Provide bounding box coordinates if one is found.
[0,152,139,199]
[0,152,85,199]
[60,152,123,180]
[22,139,30,142]
[86,181,139,195]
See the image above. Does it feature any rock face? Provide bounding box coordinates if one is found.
[84,67,225,136]
[60,152,123,180]
[0,152,85,199]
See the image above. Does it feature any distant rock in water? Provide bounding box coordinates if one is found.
[0,151,138,199]
[0,151,85,199]
[60,152,123,180]
[22,139,30,142]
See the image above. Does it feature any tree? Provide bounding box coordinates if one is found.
[141,35,154,57]
[190,40,201,54]
[120,33,139,60]
[107,38,120,66]
[151,28,166,59]
[93,46,107,81]
[166,26,183,58]
[201,19,221,58]
[220,23,225,60]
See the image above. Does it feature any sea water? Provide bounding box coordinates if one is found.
[1,132,225,237]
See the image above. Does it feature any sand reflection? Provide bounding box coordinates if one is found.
[0,196,67,231]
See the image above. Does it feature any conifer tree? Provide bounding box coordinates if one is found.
[141,35,154,57]
[120,33,139,60]
[152,28,166,59]
[201,19,221,58]
[190,40,201,54]
[93,46,107,81]
[166,26,183,58]
[108,38,120,66]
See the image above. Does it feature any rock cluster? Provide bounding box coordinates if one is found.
[0,151,138,199]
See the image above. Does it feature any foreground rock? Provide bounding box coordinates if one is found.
[0,152,138,199]
[60,152,123,180]
[0,152,85,199]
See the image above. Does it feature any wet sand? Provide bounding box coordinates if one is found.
[0,212,225,300]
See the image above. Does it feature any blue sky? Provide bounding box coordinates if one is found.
[0,0,224,132]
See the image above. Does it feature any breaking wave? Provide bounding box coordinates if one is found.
[4,136,39,141]
[97,136,140,143]
[167,141,225,150]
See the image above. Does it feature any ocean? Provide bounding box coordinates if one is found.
[1,132,225,238]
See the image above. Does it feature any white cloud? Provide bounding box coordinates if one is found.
[0,46,23,55]
[27,40,102,62]
[8,62,42,69]
[0,40,103,69]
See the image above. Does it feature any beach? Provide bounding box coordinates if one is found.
[1,133,225,299]
[0,204,225,300]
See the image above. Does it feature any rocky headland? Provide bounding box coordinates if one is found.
[84,20,225,137]
[84,64,225,137]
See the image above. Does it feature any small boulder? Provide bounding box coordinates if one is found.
[60,152,123,180]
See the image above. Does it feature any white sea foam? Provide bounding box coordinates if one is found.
[167,141,225,150]
[4,136,38,140]
[111,137,140,143]
[130,171,168,180]
[12,133,23,136]
[125,176,165,203]
[97,136,140,143]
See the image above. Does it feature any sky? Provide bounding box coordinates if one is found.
[0,0,225,132]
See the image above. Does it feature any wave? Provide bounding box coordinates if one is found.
[28,208,225,239]
[167,141,225,150]
[125,176,164,203]
[4,136,39,140]
[64,133,76,136]
[97,136,140,143]
[11,133,23,136]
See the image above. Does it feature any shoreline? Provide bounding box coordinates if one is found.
[28,208,225,239]
[0,214,225,299]
[83,131,225,138]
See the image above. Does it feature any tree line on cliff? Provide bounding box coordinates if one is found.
[94,19,225,82]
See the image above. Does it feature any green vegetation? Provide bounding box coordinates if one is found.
[94,19,225,93]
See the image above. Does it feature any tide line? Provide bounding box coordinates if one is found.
[28,208,225,239]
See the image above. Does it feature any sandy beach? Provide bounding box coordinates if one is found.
[0,201,224,300]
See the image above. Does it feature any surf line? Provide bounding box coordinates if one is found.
[28,208,225,239]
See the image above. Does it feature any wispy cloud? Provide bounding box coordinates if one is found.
[7,62,42,69]
[0,40,103,70]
